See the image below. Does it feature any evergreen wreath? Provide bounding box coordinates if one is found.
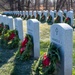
[26,15,31,20]
[31,43,60,75]
[40,13,46,23]
[64,17,71,25]
[36,13,40,21]
[54,15,61,23]
[16,34,33,61]
[47,15,53,25]
[0,30,19,49]
[32,15,35,19]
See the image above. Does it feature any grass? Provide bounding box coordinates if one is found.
[0,21,75,75]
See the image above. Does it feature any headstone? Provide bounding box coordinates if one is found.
[27,19,40,59]
[58,10,63,22]
[26,11,28,17]
[43,11,48,20]
[15,18,24,40]
[8,16,15,30]
[50,10,54,22]
[2,15,8,25]
[38,11,42,18]
[29,11,32,16]
[67,11,74,26]
[23,11,25,16]
[63,9,67,16]
[33,11,36,17]
[50,23,73,75]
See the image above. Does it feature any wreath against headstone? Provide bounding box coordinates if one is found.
[63,15,66,22]
[64,17,71,26]
[31,43,60,75]
[40,13,46,23]
[36,13,40,21]
[54,15,61,23]
[0,30,20,49]
[47,15,53,25]
[16,34,33,61]
[32,15,35,19]
[26,15,31,20]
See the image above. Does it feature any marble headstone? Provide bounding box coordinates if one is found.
[27,19,40,59]
[58,10,63,23]
[50,23,73,75]
[67,11,74,26]
[15,18,24,40]
[8,16,15,29]
[50,10,54,22]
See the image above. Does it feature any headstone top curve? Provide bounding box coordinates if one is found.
[52,23,73,30]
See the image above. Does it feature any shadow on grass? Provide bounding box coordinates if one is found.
[10,58,34,75]
[0,47,17,67]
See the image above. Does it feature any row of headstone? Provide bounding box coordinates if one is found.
[0,14,73,74]
[3,10,74,26]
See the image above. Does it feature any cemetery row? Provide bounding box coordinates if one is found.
[2,9,74,27]
[0,15,73,74]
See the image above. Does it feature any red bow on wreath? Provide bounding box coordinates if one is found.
[42,53,51,67]
[20,47,25,54]
[66,17,70,21]
[21,37,28,47]
[9,32,16,40]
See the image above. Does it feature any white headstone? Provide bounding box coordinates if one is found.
[2,15,8,25]
[58,10,63,22]
[15,18,24,40]
[63,9,67,15]
[67,11,74,26]
[26,11,28,17]
[50,10,54,22]
[33,11,36,17]
[43,11,48,20]
[27,19,40,59]
[50,23,73,75]
[29,11,32,16]
[8,16,15,30]
[38,11,42,18]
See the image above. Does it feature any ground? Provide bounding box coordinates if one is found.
[0,21,75,75]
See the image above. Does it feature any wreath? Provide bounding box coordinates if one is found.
[26,15,31,20]
[63,15,66,22]
[36,13,40,21]
[32,15,35,19]
[63,13,66,17]
[64,17,71,25]
[54,15,61,23]
[47,15,53,25]
[31,43,60,75]
[0,23,4,36]
[40,13,46,23]
[16,34,33,61]
[0,30,19,49]
[54,13,56,17]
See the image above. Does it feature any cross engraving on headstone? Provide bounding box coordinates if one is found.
[55,28,58,35]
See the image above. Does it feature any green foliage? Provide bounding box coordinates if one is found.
[31,43,60,75]
[16,34,33,61]
[0,30,20,49]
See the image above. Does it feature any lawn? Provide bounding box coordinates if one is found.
[0,21,75,75]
